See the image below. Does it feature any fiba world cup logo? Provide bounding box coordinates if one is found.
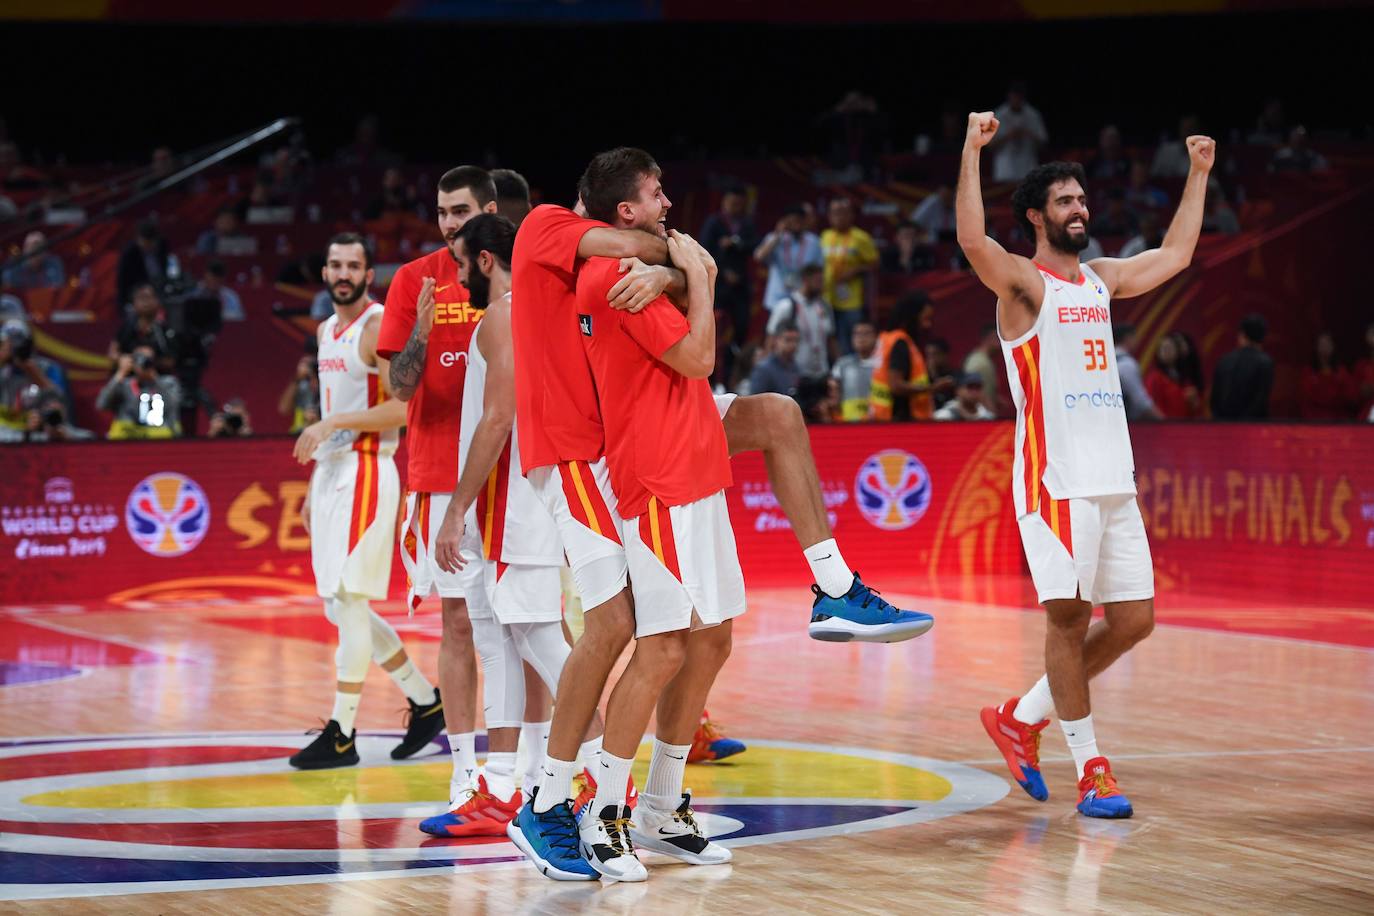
[125,473,211,557]
[855,450,932,531]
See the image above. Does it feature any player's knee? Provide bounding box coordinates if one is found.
[441,604,473,644]
[1045,600,1092,632]
[759,391,804,440]
[1124,602,1155,644]
[698,621,733,661]
[636,629,690,675]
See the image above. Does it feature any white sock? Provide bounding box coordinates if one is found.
[331,690,360,735]
[520,721,551,790]
[534,756,578,813]
[1060,714,1100,779]
[643,739,690,810]
[387,659,437,706]
[449,733,477,802]
[576,734,603,772]
[804,538,853,598]
[483,751,518,802]
[1014,676,1055,725]
[592,750,635,814]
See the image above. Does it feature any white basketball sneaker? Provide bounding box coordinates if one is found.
[630,791,733,865]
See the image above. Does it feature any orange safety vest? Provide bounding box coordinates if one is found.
[870,329,931,420]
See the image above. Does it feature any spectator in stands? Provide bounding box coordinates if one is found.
[1211,313,1274,419]
[0,319,63,430]
[0,141,47,191]
[5,385,93,443]
[492,168,532,224]
[1145,332,1202,418]
[1125,159,1169,212]
[108,283,176,373]
[821,197,878,355]
[934,373,996,421]
[1114,324,1163,421]
[748,323,801,398]
[795,375,839,425]
[191,261,244,322]
[0,191,15,223]
[818,90,888,177]
[2,230,64,288]
[196,207,254,256]
[962,323,1005,416]
[871,291,950,421]
[766,264,834,380]
[279,352,321,433]
[1092,189,1139,238]
[1173,329,1205,394]
[1118,211,1164,259]
[1248,98,1287,147]
[831,319,879,422]
[755,204,822,311]
[910,185,956,240]
[728,342,763,396]
[1151,114,1201,178]
[1087,125,1132,181]
[138,146,175,191]
[116,220,171,310]
[208,397,254,437]
[1354,321,1374,421]
[881,221,936,275]
[1300,331,1355,420]
[1271,125,1329,173]
[701,186,758,367]
[1203,184,1241,235]
[923,338,957,410]
[96,345,182,439]
[991,81,1048,183]
[365,166,418,220]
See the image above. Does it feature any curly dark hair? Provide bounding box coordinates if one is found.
[1010,161,1088,240]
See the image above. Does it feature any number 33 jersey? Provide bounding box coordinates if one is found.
[1000,262,1136,518]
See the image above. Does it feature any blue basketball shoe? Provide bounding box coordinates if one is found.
[1076,757,1134,819]
[507,789,600,881]
[808,574,934,643]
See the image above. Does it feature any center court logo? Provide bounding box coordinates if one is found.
[125,473,210,557]
[855,450,932,531]
[0,732,1006,900]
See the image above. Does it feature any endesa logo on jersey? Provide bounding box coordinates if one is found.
[125,473,211,557]
[855,450,932,531]
[437,350,468,368]
[1064,389,1125,410]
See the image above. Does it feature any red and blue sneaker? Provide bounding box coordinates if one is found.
[572,767,637,822]
[687,710,745,763]
[980,697,1050,802]
[418,774,521,837]
[1076,757,1133,819]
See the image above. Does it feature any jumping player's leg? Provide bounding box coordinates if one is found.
[720,393,933,643]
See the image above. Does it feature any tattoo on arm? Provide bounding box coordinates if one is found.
[389,325,427,400]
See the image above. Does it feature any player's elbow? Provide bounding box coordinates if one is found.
[677,346,715,379]
[956,231,986,253]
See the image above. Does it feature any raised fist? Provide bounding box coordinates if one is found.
[1186,135,1216,173]
[966,111,1000,150]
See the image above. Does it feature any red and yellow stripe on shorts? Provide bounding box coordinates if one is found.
[347,451,380,553]
[559,460,621,545]
[638,495,682,582]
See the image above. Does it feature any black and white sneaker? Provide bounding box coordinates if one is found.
[289,719,359,770]
[579,803,647,881]
[391,689,444,760]
[630,791,732,865]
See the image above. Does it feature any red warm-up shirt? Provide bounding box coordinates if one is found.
[574,257,731,520]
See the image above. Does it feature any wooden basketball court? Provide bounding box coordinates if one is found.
[3,580,1372,913]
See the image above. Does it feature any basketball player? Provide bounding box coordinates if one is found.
[423,215,607,838]
[380,166,495,805]
[569,151,740,881]
[957,111,1215,817]
[288,233,443,769]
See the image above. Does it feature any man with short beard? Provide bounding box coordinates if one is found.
[958,111,1215,819]
[287,233,443,769]
[379,167,497,807]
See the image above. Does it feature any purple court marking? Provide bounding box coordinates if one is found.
[0,661,84,687]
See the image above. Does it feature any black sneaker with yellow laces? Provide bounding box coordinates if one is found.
[391,689,444,760]
[289,719,359,770]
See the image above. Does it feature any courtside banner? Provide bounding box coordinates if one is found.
[2,424,1371,605]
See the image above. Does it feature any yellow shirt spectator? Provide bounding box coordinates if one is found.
[820,222,877,314]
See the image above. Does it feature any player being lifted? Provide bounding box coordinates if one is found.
[957,111,1214,817]
[288,233,444,769]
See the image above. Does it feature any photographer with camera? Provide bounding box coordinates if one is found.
[208,397,253,438]
[278,349,321,433]
[2,384,94,443]
[1,318,67,431]
[108,283,176,374]
[95,345,182,439]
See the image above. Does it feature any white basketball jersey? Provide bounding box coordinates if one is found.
[316,303,397,459]
[1000,263,1136,518]
[459,299,563,567]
